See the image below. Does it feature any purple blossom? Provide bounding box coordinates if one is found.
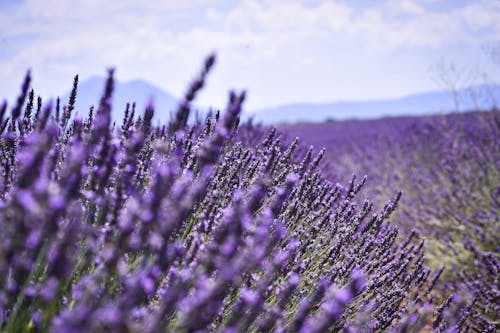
[0,54,488,332]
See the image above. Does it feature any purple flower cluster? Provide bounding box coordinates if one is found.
[282,111,499,331]
[0,56,460,332]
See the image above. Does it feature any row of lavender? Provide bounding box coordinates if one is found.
[0,55,484,332]
[281,110,499,331]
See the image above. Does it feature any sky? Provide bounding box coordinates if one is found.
[1,0,500,111]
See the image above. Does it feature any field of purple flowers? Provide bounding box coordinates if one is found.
[281,111,499,332]
[0,55,497,332]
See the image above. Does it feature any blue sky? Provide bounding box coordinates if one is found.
[1,0,500,110]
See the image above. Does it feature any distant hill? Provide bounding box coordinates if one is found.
[62,77,500,125]
[61,76,180,124]
[249,85,500,124]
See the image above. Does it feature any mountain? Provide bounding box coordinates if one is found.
[62,77,500,125]
[249,85,500,124]
[61,76,180,124]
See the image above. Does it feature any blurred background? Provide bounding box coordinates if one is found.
[1,0,500,122]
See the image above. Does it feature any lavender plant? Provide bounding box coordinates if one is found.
[0,56,454,332]
[282,110,499,331]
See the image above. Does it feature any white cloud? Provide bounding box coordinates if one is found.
[1,0,500,108]
[386,0,425,16]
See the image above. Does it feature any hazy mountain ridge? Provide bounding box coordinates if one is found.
[61,76,179,124]
[253,85,500,124]
[62,76,500,124]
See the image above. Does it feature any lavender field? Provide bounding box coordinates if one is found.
[280,111,499,331]
[0,55,498,333]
